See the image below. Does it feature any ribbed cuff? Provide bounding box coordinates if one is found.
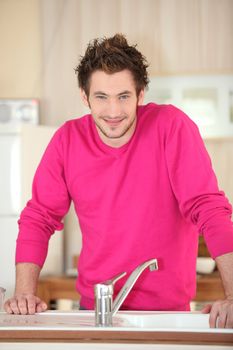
[15,239,48,268]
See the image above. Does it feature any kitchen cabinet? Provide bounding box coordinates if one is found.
[195,271,224,301]
[37,276,79,308]
[36,271,224,310]
[1,328,232,347]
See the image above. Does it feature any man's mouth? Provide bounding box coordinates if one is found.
[102,117,125,127]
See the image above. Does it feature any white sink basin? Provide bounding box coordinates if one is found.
[119,311,210,330]
[1,311,233,347]
[0,311,232,333]
[0,311,98,330]
[118,311,233,333]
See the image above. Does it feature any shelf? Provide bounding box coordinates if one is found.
[37,271,224,309]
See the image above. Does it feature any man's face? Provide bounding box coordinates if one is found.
[81,69,144,147]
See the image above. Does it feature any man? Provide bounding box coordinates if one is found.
[4,34,233,328]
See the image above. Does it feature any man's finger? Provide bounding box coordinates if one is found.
[217,313,227,328]
[201,303,212,314]
[225,305,233,328]
[4,300,13,314]
[225,315,233,328]
[209,304,219,328]
[17,296,29,315]
[26,296,37,315]
[36,301,48,313]
[8,298,21,315]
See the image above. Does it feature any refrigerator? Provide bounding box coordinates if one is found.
[0,100,63,301]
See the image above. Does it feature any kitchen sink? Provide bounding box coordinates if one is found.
[0,310,233,333]
[118,311,211,330]
[1,311,233,346]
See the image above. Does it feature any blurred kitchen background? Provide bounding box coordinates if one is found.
[0,0,233,310]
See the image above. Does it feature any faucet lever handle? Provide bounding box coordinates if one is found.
[104,271,127,286]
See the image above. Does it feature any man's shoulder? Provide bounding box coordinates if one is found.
[64,113,91,128]
[140,102,196,127]
[140,102,184,118]
[138,103,200,143]
[139,103,184,126]
[56,113,92,136]
[49,114,92,149]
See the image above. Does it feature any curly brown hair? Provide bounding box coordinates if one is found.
[75,33,149,97]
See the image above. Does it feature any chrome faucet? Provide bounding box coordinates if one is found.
[94,258,158,327]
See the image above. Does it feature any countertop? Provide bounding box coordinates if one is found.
[0,311,233,346]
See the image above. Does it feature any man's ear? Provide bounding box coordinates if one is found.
[80,89,90,108]
[137,89,145,106]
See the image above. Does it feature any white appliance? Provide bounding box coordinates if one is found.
[0,99,39,300]
[20,124,63,279]
[0,100,63,301]
[145,75,233,138]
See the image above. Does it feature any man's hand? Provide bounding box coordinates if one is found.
[201,298,233,328]
[4,294,47,315]
[5,262,45,314]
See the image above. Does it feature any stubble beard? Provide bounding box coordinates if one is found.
[95,116,137,139]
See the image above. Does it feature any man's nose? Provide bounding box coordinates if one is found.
[107,99,122,117]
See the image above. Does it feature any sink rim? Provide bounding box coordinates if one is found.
[0,310,233,333]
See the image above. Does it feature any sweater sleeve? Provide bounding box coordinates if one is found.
[164,105,233,259]
[16,126,71,267]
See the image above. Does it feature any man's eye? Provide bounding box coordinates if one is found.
[96,95,107,99]
[119,95,129,100]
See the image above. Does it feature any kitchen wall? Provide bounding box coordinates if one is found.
[0,0,233,275]
[0,0,41,98]
[40,0,233,126]
[205,138,233,206]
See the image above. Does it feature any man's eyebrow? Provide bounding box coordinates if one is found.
[117,90,132,96]
[93,91,108,96]
[93,90,133,96]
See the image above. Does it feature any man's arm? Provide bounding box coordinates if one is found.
[202,252,233,328]
[4,263,47,315]
[216,252,233,300]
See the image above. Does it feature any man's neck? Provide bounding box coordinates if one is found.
[95,118,137,148]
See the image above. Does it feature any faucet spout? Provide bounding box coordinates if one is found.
[94,258,158,326]
[111,258,158,316]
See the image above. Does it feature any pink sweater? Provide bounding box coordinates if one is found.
[16,103,233,311]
